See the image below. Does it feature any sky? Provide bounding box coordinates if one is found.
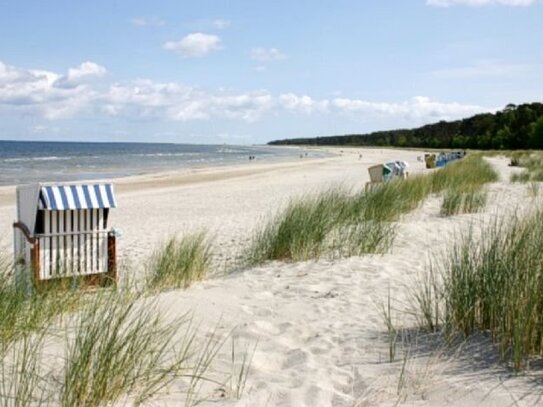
[0,0,541,144]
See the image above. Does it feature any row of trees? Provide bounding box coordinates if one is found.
[268,103,543,150]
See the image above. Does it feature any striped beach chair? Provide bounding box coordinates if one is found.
[13,182,118,288]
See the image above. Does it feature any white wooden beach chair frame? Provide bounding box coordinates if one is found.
[365,164,385,192]
[13,182,118,288]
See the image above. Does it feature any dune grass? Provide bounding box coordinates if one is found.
[228,338,256,400]
[357,175,431,222]
[245,188,397,264]
[361,155,495,222]
[332,221,396,258]
[0,254,81,352]
[436,154,497,216]
[146,232,212,291]
[414,208,543,370]
[509,152,543,182]
[246,189,345,263]
[0,286,239,406]
[0,254,80,406]
[60,291,224,406]
[528,181,540,198]
[0,333,50,407]
[440,187,488,217]
[430,154,498,192]
[0,245,246,405]
[247,155,498,264]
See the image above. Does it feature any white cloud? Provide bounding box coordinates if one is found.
[66,61,107,81]
[331,96,488,120]
[0,61,31,84]
[210,92,274,121]
[211,19,231,29]
[427,0,535,6]
[53,61,107,89]
[131,16,165,27]
[103,80,274,122]
[0,61,494,126]
[279,93,328,114]
[250,47,286,61]
[0,61,103,119]
[163,33,222,57]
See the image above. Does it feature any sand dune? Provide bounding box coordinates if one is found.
[1,148,542,406]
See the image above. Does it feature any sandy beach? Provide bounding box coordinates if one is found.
[1,147,542,406]
[0,147,424,271]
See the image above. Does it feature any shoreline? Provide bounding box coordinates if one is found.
[0,142,331,188]
[0,147,425,261]
[0,145,344,207]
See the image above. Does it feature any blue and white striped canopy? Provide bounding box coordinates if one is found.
[38,184,117,210]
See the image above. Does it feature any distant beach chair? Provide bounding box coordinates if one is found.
[436,153,447,167]
[366,164,392,191]
[12,182,119,289]
[395,160,409,178]
[385,161,403,179]
[424,154,436,169]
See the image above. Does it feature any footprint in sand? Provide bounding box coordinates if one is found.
[254,307,274,317]
[282,348,308,369]
[310,346,329,355]
[240,304,274,317]
[304,384,322,405]
[331,393,352,407]
[252,320,282,336]
[278,321,293,334]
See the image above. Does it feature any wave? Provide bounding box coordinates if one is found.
[131,152,202,158]
[216,148,248,154]
[3,156,71,163]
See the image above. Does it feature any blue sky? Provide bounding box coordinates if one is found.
[0,0,541,144]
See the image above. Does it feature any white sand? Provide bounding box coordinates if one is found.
[1,148,542,406]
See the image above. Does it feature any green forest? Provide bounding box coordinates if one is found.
[268,102,543,150]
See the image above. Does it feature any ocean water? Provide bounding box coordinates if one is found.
[0,141,324,186]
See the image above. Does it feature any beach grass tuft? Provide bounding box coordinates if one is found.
[0,332,50,407]
[0,255,81,352]
[0,288,234,406]
[414,208,543,370]
[410,266,442,333]
[245,189,346,263]
[440,187,487,217]
[0,249,238,405]
[430,154,498,192]
[509,152,543,182]
[332,221,396,258]
[356,175,431,222]
[146,232,212,290]
[434,155,495,217]
[528,181,540,198]
[247,154,498,264]
[60,291,220,406]
[245,188,397,264]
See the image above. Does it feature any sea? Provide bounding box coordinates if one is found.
[0,141,324,186]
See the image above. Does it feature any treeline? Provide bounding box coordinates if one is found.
[268,102,543,150]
